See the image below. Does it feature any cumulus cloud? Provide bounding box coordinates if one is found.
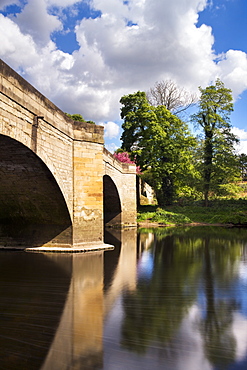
[0,0,20,10]
[0,0,246,127]
[46,0,81,6]
[105,143,119,154]
[217,50,247,98]
[232,127,247,155]
[102,121,120,139]
[14,0,62,46]
[232,127,247,141]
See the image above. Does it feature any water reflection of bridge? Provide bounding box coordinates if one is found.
[0,228,155,369]
[40,228,143,369]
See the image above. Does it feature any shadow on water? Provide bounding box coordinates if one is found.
[0,250,107,370]
[0,223,73,249]
[103,229,122,292]
[0,251,72,369]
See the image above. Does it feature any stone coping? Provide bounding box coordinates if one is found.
[0,242,114,253]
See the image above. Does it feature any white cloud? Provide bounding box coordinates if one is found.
[232,127,247,155]
[15,0,62,46]
[102,121,120,139]
[45,0,81,6]
[217,50,247,98]
[236,141,247,155]
[105,143,119,154]
[232,127,247,141]
[0,0,246,126]
[0,0,20,10]
[0,14,38,68]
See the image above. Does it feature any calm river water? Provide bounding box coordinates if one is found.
[0,226,247,370]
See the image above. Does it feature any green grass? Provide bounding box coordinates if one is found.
[137,199,247,226]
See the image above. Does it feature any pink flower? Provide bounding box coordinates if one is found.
[113,152,142,174]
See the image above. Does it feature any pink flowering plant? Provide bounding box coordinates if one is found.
[113,151,142,174]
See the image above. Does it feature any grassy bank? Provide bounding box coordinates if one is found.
[137,199,247,226]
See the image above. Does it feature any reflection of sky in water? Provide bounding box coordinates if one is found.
[237,262,247,316]
[137,250,154,280]
[239,262,247,285]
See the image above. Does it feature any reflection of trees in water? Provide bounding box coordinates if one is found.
[121,227,245,368]
[200,237,238,369]
[121,235,199,353]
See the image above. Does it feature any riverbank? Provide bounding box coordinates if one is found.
[137,199,247,227]
[137,221,234,228]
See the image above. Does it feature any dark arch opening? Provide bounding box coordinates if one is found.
[103,175,121,226]
[0,134,72,246]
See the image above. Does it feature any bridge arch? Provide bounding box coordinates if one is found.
[103,175,122,226]
[0,134,71,227]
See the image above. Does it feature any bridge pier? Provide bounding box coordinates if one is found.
[72,122,104,245]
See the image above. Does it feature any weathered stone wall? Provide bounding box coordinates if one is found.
[103,149,137,227]
[73,123,104,244]
[0,59,136,247]
[0,59,74,219]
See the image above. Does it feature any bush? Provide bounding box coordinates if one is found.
[210,211,247,225]
[215,183,242,197]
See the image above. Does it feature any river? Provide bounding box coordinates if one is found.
[0,226,247,369]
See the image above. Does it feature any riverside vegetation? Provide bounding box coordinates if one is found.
[119,79,247,210]
[137,196,247,227]
[138,182,247,226]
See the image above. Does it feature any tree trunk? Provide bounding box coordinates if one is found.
[203,130,213,207]
[156,174,174,206]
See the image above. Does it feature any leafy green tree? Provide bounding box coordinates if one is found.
[66,113,85,122]
[66,113,95,124]
[191,79,239,206]
[120,92,197,205]
[238,153,247,181]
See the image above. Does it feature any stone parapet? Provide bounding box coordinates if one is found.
[103,148,136,174]
[103,149,137,227]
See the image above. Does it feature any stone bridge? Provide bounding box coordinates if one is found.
[0,59,137,250]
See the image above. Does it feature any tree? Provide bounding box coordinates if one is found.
[66,113,95,124]
[146,80,196,115]
[238,153,247,181]
[191,79,239,206]
[120,92,196,205]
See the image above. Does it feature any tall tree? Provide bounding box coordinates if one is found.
[120,92,196,205]
[146,80,196,115]
[191,79,239,206]
[238,153,247,181]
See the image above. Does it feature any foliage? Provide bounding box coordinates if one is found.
[66,113,85,122]
[113,151,142,174]
[152,208,191,224]
[238,153,247,181]
[121,226,244,361]
[137,198,247,225]
[210,211,247,225]
[66,113,95,124]
[191,79,240,206]
[215,183,242,197]
[120,91,197,205]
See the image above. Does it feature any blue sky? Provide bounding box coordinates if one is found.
[0,0,246,153]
